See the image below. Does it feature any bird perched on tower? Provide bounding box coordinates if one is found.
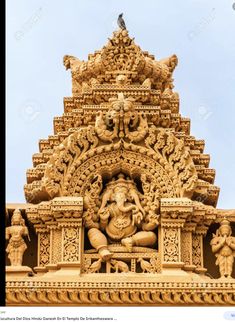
[117,13,126,30]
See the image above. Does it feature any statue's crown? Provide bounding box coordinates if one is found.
[106,173,136,190]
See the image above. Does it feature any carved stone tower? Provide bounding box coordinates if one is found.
[6,26,235,306]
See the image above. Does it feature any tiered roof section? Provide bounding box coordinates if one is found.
[24,29,219,206]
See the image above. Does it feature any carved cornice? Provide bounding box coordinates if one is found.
[57,219,82,228]
[160,219,185,228]
[160,198,193,221]
[194,225,209,236]
[216,209,235,223]
[26,197,83,227]
[6,280,235,305]
[182,223,197,232]
[159,198,220,227]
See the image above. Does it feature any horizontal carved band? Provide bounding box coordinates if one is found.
[6,287,235,305]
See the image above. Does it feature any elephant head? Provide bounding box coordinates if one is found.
[98,174,145,215]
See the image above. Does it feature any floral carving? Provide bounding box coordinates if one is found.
[192,235,202,267]
[39,232,50,266]
[145,126,197,197]
[63,228,80,262]
[181,232,191,266]
[51,230,62,264]
[163,229,179,262]
[25,120,198,204]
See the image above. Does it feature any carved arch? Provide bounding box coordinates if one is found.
[30,125,198,203]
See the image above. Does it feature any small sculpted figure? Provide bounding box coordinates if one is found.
[210,219,235,278]
[6,209,30,266]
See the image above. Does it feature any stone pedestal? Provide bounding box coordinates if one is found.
[6,266,32,278]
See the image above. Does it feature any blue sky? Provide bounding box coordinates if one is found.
[6,0,235,209]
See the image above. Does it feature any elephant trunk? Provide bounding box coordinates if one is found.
[116,198,137,213]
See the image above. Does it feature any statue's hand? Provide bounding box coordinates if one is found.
[226,238,232,247]
[222,236,227,245]
[83,210,99,229]
[99,208,110,221]
[148,212,159,225]
[132,211,143,226]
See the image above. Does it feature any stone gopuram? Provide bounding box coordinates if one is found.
[6,23,235,306]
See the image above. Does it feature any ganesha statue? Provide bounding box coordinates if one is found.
[83,173,159,261]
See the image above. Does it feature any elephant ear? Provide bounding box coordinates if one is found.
[128,187,145,215]
[99,188,113,211]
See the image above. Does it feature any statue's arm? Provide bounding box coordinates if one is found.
[5,227,10,240]
[24,227,31,241]
[142,222,158,231]
[211,237,224,253]
[228,237,235,250]
[83,210,99,229]
[99,208,110,231]
[129,189,145,215]
[142,212,159,231]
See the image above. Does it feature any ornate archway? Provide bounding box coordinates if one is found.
[26,93,198,204]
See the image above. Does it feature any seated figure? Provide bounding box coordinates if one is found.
[83,173,159,261]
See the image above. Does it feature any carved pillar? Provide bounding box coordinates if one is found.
[50,227,62,265]
[56,219,83,273]
[192,225,208,274]
[181,223,197,271]
[43,222,63,272]
[160,198,192,271]
[34,225,50,274]
[160,219,185,268]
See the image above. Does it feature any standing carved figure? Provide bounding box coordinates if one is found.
[5,209,30,266]
[210,219,235,278]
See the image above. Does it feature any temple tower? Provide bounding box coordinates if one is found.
[6,25,235,306]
